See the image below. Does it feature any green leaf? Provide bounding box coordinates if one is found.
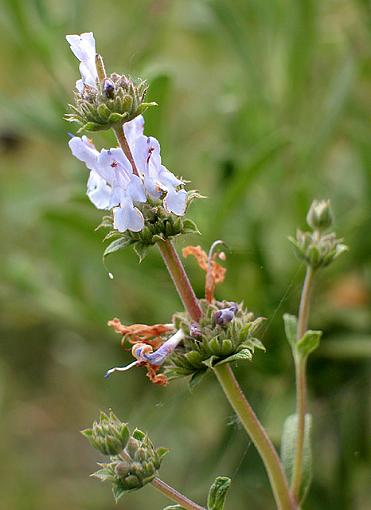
[163,506,186,510]
[112,481,126,502]
[283,314,298,349]
[133,242,150,262]
[297,330,322,358]
[182,218,201,235]
[281,414,312,504]
[156,447,170,460]
[132,428,146,441]
[103,237,133,259]
[215,349,252,366]
[207,476,231,510]
[189,370,207,391]
[91,467,115,482]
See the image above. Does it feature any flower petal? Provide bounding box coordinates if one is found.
[87,171,112,209]
[66,32,97,89]
[127,175,146,203]
[97,148,131,185]
[113,203,144,232]
[124,115,145,146]
[69,136,98,171]
[163,188,187,216]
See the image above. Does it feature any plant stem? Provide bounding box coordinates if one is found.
[113,124,140,176]
[158,239,202,322]
[214,364,296,510]
[290,267,315,500]
[151,477,206,510]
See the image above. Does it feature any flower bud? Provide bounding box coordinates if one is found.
[306,200,333,231]
[213,304,238,326]
[87,415,169,502]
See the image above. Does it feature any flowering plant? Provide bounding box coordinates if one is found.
[65,32,347,510]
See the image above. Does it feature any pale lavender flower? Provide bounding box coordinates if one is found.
[125,117,187,216]
[68,136,145,231]
[68,116,187,232]
[66,32,98,92]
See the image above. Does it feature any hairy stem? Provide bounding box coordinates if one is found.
[214,364,296,510]
[151,477,206,510]
[291,267,315,500]
[113,124,140,177]
[158,239,202,322]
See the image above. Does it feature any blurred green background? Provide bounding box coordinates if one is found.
[0,0,370,509]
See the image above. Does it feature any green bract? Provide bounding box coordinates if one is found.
[289,230,348,269]
[66,73,156,133]
[165,300,265,387]
[83,412,169,502]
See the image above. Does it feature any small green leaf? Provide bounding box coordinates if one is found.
[156,447,170,460]
[132,428,146,441]
[281,414,312,504]
[103,237,133,259]
[207,476,231,510]
[182,218,201,235]
[297,330,322,358]
[215,349,252,366]
[91,467,115,482]
[112,481,126,502]
[133,242,150,262]
[108,112,127,123]
[163,506,186,510]
[283,314,298,348]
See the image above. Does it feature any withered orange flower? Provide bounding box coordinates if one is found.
[182,244,226,302]
[108,318,173,348]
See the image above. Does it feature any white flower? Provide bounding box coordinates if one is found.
[66,32,98,93]
[68,115,187,233]
[68,136,145,232]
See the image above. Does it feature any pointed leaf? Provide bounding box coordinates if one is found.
[281,413,312,504]
[207,476,231,510]
[156,447,170,460]
[112,482,126,502]
[163,506,186,510]
[103,237,133,259]
[283,314,298,349]
[215,349,252,366]
[297,330,322,358]
[133,242,150,262]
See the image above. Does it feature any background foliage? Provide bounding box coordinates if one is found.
[0,0,370,508]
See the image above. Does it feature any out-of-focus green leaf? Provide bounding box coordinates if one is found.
[281,413,312,504]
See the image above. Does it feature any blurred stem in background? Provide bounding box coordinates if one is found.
[152,477,205,510]
[291,267,315,501]
[214,364,296,510]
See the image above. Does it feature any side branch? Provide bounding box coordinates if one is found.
[152,477,206,510]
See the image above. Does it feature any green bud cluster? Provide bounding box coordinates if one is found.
[100,195,201,262]
[289,200,347,269]
[165,300,265,388]
[82,412,168,502]
[66,71,156,133]
[82,410,130,455]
